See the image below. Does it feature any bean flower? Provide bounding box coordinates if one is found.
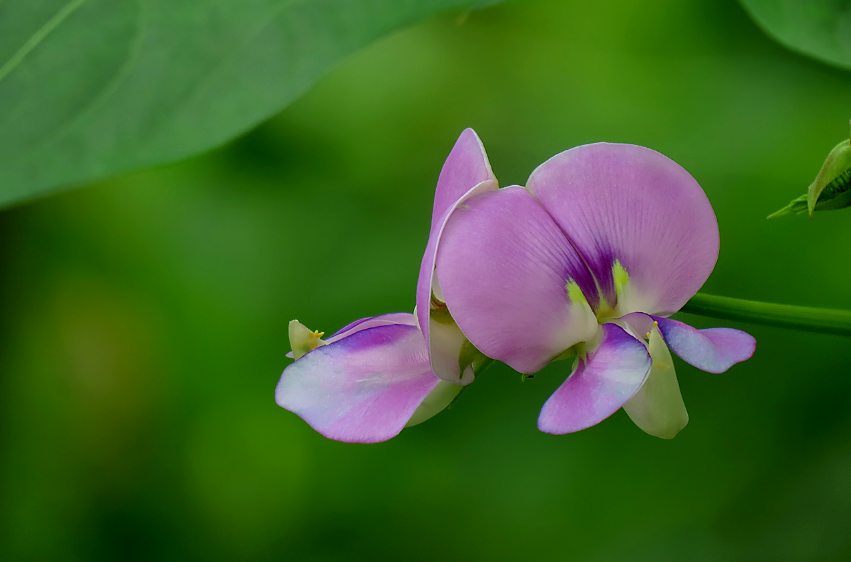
[434,142,756,438]
[275,130,496,442]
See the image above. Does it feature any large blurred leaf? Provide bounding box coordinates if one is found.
[0,0,506,208]
[739,0,851,70]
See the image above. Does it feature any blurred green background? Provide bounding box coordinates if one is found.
[2,0,851,560]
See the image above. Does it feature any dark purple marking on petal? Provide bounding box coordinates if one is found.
[527,143,719,316]
[326,313,417,343]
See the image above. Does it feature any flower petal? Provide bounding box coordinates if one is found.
[621,312,756,373]
[326,312,417,343]
[285,313,417,359]
[429,128,497,230]
[623,323,689,439]
[526,143,719,316]
[538,323,652,435]
[436,186,599,374]
[416,129,498,384]
[655,316,756,373]
[426,317,475,384]
[276,323,441,443]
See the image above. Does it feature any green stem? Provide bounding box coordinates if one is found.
[681,293,851,337]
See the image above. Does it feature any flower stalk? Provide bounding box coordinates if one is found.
[682,293,851,337]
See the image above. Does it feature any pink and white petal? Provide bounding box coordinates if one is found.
[653,316,755,374]
[527,143,719,316]
[623,324,688,439]
[429,128,497,231]
[436,186,599,374]
[416,130,499,383]
[538,323,652,435]
[275,324,441,443]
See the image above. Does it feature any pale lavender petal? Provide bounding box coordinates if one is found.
[620,312,756,373]
[538,323,652,435]
[621,311,756,373]
[416,129,499,383]
[527,143,719,316]
[654,316,755,373]
[276,324,440,443]
[436,186,599,374]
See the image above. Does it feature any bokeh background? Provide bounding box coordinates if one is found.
[2,0,851,560]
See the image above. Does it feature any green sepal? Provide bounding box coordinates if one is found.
[769,123,851,219]
[472,356,495,375]
[552,346,578,362]
[446,384,468,410]
[807,136,851,217]
[767,194,808,219]
[429,300,456,326]
[458,338,491,375]
[810,168,851,212]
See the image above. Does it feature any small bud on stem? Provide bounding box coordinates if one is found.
[769,120,851,219]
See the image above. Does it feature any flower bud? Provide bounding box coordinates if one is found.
[288,320,326,359]
[769,122,851,219]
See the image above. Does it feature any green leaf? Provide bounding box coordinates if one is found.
[0,0,508,208]
[739,0,851,70]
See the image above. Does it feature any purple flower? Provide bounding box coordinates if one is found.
[275,130,496,442]
[434,142,756,438]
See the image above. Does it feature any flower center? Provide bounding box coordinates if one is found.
[587,259,632,322]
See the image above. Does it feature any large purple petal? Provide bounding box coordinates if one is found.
[527,143,719,316]
[416,129,498,383]
[621,312,756,374]
[538,323,652,435]
[276,324,441,443]
[436,186,599,374]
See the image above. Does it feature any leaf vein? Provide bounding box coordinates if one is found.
[39,0,147,154]
[0,0,89,85]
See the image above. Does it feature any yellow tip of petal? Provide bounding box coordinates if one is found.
[288,320,327,360]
